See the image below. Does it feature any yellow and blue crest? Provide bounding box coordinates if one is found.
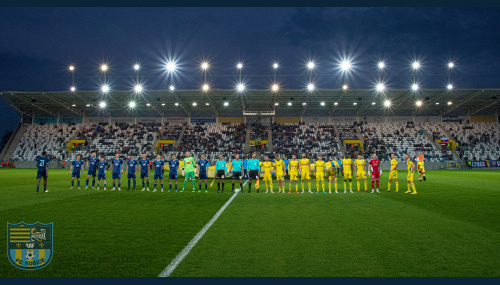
[7,222,53,270]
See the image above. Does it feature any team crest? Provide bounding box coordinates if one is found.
[7,222,53,270]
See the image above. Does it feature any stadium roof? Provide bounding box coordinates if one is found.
[1,88,499,118]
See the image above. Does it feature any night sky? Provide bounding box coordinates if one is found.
[1,7,500,135]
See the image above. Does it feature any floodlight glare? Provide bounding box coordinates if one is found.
[134,64,140,71]
[69,65,75,71]
[384,100,391,107]
[202,84,210,91]
[101,85,110,93]
[72,104,76,107]
[70,86,76,92]
[101,64,108,71]
[99,101,106,108]
[86,104,90,107]
[201,62,209,70]
[342,84,349,90]
[237,84,245,92]
[287,102,292,106]
[146,103,151,106]
[272,84,279,91]
[162,103,165,106]
[340,60,351,71]
[166,61,176,72]
[436,102,440,105]
[134,84,143,93]
[237,62,243,69]
[372,102,376,105]
[378,62,385,69]
[302,102,307,106]
[412,61,420,70]
[174,103,179,106]
[334,102,338,105]
[273,63,279,69]
[353,102,357,105]
[224,102,229,106]
[193,102,197,106]
[447,84,453,90]
[412,84,419,91]
[169,85,175,91]
[275,102,279,106]
[448,62,454,68]
[205,103,209,106]
[307,62,315,69]
[416,100,423,106]
[376,83,385,92]
[448,101,453,105]
[129,101,136,108]
[307,83,315,91]
[320,102,325,106]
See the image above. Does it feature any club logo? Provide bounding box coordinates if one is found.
[7,222,53,270]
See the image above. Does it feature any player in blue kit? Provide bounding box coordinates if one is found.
[96,156,109,190]
[197,153,209,193]
[70,155,84,189]
[229,154,244,193]
[139,153,150,191]
[111,153,124,191]
[85,152,99,189]
[126,155,139,191]
[168,154,179,192]
[35,151,50,194]
[153,154,165,192]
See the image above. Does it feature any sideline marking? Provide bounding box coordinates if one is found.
[158,180,249,277]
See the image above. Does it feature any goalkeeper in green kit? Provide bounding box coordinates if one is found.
[182,151,197,192]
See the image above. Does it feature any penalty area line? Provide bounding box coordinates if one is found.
[158,179,249,277]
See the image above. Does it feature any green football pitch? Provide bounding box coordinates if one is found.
[0,168,499,277]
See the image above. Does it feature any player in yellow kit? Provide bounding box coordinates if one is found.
[417,154,426,181]
[314,155,327,193]
[288,154,300,193]
[354,154,368,192]
[341,154,354,193]
[405,154,417,194]
[261,156,274,193]
[387,153,399,192]
[299,153,312,193]
[274,155,285,193]
[328,158,340,193]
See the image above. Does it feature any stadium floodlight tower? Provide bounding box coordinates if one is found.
[165,60,177,92]
[411,60,421,88]
[447,61,455,91]
[306,61,315,92]
[307,83,315,92]
[412,84,419,92]
[416,100,423,107]
[68,64,76,92]
[237,83,245,92]
[101,84,110,94]
[129,101,136,108]
[100,64,109,82]
[99,101,106,108]
[376,83,385,93]
[202,84,210,92]
[134,84,143,94]
[134,64,140,82]
[384,100,391,107]
[272,84,279,92]
[339,59,352,91]
[447,84,453,91]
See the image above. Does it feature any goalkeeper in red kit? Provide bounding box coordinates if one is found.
[368,153,381,193]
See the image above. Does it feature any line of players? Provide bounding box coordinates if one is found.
[36,150,423,194]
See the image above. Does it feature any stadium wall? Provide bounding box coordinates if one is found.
[470,116,497,122]
[273,117,301,124]
[302,116,330,124]
[217,117,245,124]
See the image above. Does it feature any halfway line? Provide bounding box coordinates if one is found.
[158,179,249,277]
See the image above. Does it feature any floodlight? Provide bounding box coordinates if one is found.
[193,102,197,106]
[70,86,76,92]
[237,62,243,69]
[372,102,376,105]
[320,102,325,106]
[174,103,179,106]
[129,101,136,108]
[412,61,420,70]
[101,64,108,71]
[378,62,385,69]
[237,84,245,92]
[416,100,423,106]
[99,101,106,108]
[307,62,315,69]
[412,84,419,91]
[273,63,279,69]
[134,84,143,93]
[384,100,391,107]
[287,102,292,106]
[340,60,351,71]
[86,104,90,107]
[447,84,453,90]
[376,83,385,92]
[334,102,338,105]
[448,101,453,105]
[342,84,348,90]
[307,83,315,91]
[275,102,279,106]
[448,62,454,68]
[272,84,279,91]
[201,62,209,70]
[101,85,110,93]
[71,104,76,107]
[302,102,307,106]
[436,102,440,105]
[205,103,209,106]
[169,85,175,91]
[134,64,140,71]
[166,61,176,72]
[353,102,357,105]
[162,103,165,106]
[224,102,229,106]
[69,65,75,71]
[202,84,210,91]
[146,103,151,106]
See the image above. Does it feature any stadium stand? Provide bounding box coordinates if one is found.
[446,122,500,161]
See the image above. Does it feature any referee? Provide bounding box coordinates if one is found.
[247,152,261,193]
[215,155,227,193]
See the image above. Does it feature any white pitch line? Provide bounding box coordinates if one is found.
[158,179,249,277]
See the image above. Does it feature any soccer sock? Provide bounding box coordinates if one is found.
[142,181,145,187]
[411,184,416,192]
[265,182,268,190]
[270,182,273,191]
[349,181,352,191]
[396,182,399,191]
[344,181,346,190]
[169,183,172,190]
[128,179,131,188]
[372,180,375,190]
[78,180,80,187]
[232,183,235,190]
[86,179,89,187]
[376,178,379,189]
[217,183,220,190]
[92,179,95,187]
[154,184,157,189]
[133,179,136,188]
[104,183,106,188]
[118,183,121,188]
[301,181,304,190]
[183,180,187,189]
[322,182,325,191]
[161,184,163,190]
[407,184,411,191]
[147,181,149,187]
[295,181,298,191]
[357,180,360,191]
[113,182,115,188]
[199,183,202,190]
[71,180,74,187]
[316,182,319,191]
[222,183,224,191]
[175,184,178,190]
[205,183,207,190]
[44,186,46,191]
[289,183,292,191]
[308,181,311,190]
[249,182,252,190]
[388,182,391,190]
[335,182,338,191]
[364,180,367,190]
[329,182,331,191]
[37,186,39,192]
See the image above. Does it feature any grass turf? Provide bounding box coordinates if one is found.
[0,168,499,277]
